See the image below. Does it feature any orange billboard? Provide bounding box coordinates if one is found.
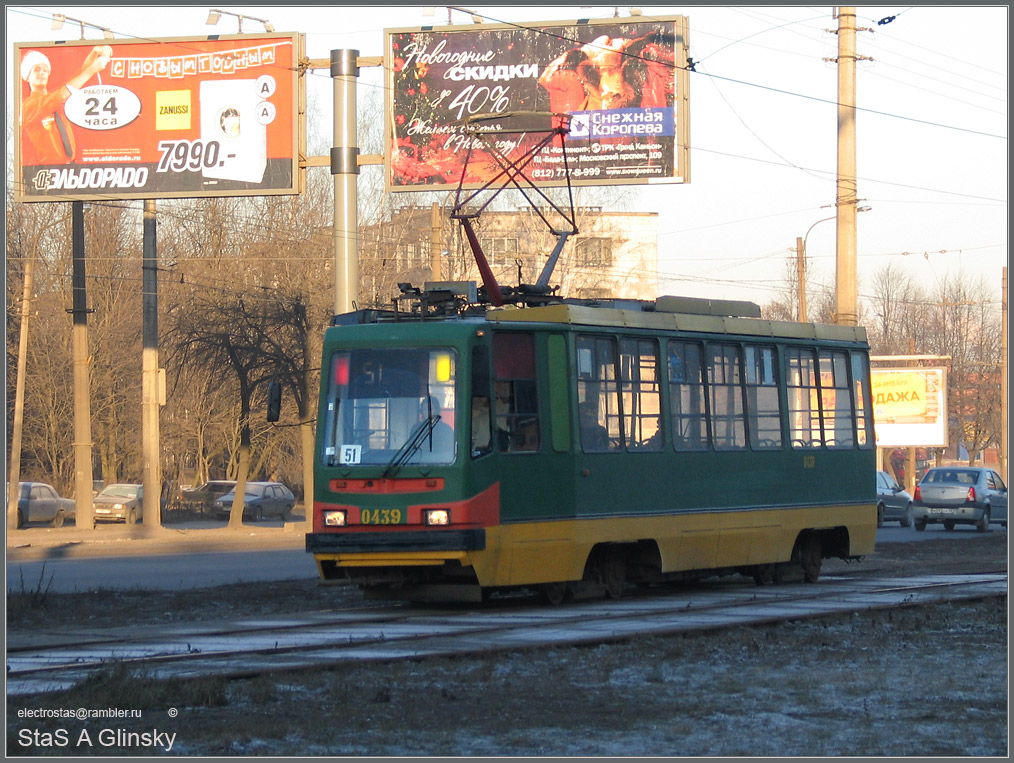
[14,34,300,202]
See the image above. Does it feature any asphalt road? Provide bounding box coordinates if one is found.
[7,546,317,594]
[6,521,1005,594]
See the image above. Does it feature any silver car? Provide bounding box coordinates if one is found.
[876,470,913,527]
[213,481,295,522]
[93,483,144,524]
[16,482,75,528]
[913,467,1008,532]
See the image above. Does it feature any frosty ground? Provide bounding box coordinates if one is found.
[6,533,1008,757]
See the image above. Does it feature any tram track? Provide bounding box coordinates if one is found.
[6,571,1005,697]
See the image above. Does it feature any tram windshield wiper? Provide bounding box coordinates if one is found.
[381,415,440,479]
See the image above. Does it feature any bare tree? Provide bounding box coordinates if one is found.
[167,289,281,528]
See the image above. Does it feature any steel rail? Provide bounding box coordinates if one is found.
[7,573,1006,696]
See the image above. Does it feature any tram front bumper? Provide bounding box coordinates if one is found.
[306,529,485,555]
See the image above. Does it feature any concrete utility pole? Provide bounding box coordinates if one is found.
[142,199,162,530]
[71,201,94,528]
[834,6,859,327]
[794,236,807,323]
[301,51,382,315]
[331,49,360,315]
[1002,266,1008,482]
[7,237,37,530]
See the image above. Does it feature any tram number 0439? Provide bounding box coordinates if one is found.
[361,509,403,525]
[802,455,817,469]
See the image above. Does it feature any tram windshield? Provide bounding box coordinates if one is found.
[320,347,457,467]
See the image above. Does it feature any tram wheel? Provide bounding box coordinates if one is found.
[542,582,568,606]
[799,535,822,583]
[752,564,776,586]
[600,552,626,600]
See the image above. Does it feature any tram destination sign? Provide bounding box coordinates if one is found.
[14,34,300,202]
[385,15,690,191]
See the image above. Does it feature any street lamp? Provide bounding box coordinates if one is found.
[795,205,870,322]
[206,8,275,33]
[51,12,114,39]
[447,6,485,23]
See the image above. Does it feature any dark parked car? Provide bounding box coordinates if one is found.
[876,470,913,527]
[181,480,237,512]
[93,483,144,524]
[16,481,75,528]
[913,467,1008,532]
[213,482,295,521]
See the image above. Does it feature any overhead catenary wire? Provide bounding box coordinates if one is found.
[8,7,1004,307]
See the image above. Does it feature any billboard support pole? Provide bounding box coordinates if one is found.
[331,49,360,315]
[142,199,162,531]
[71,201,94,528]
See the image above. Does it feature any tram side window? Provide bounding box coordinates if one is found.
[576,335,621,452]
[667,341,708,451]
[787,348,821,448]
[744,345,783,449]
[707,343,747,450]
[470,344,492,458]
[620,338,663,451]
[492,333,540,452]
[819,350,855,448]
[851,352,873,448]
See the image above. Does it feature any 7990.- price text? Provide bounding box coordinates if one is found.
[156,140,225,173]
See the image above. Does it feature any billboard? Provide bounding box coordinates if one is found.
[871,368,949,448]
[386,16,690,191]
[14,34,300,202]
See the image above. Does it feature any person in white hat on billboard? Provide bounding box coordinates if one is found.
[20,45,113,165]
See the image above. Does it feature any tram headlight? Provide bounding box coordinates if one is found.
[423,509,450,526]
[323,510,347,527]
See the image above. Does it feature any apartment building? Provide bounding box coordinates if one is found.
[360,205,659,305]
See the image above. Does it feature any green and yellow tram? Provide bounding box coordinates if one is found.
[305,293,877,603]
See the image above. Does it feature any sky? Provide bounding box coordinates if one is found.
[5,4,1009,309]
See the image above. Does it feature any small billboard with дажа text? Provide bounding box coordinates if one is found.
[871,367,948,448]
[14,33,300,202]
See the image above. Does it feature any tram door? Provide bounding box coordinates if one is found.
[492,331,576,584]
